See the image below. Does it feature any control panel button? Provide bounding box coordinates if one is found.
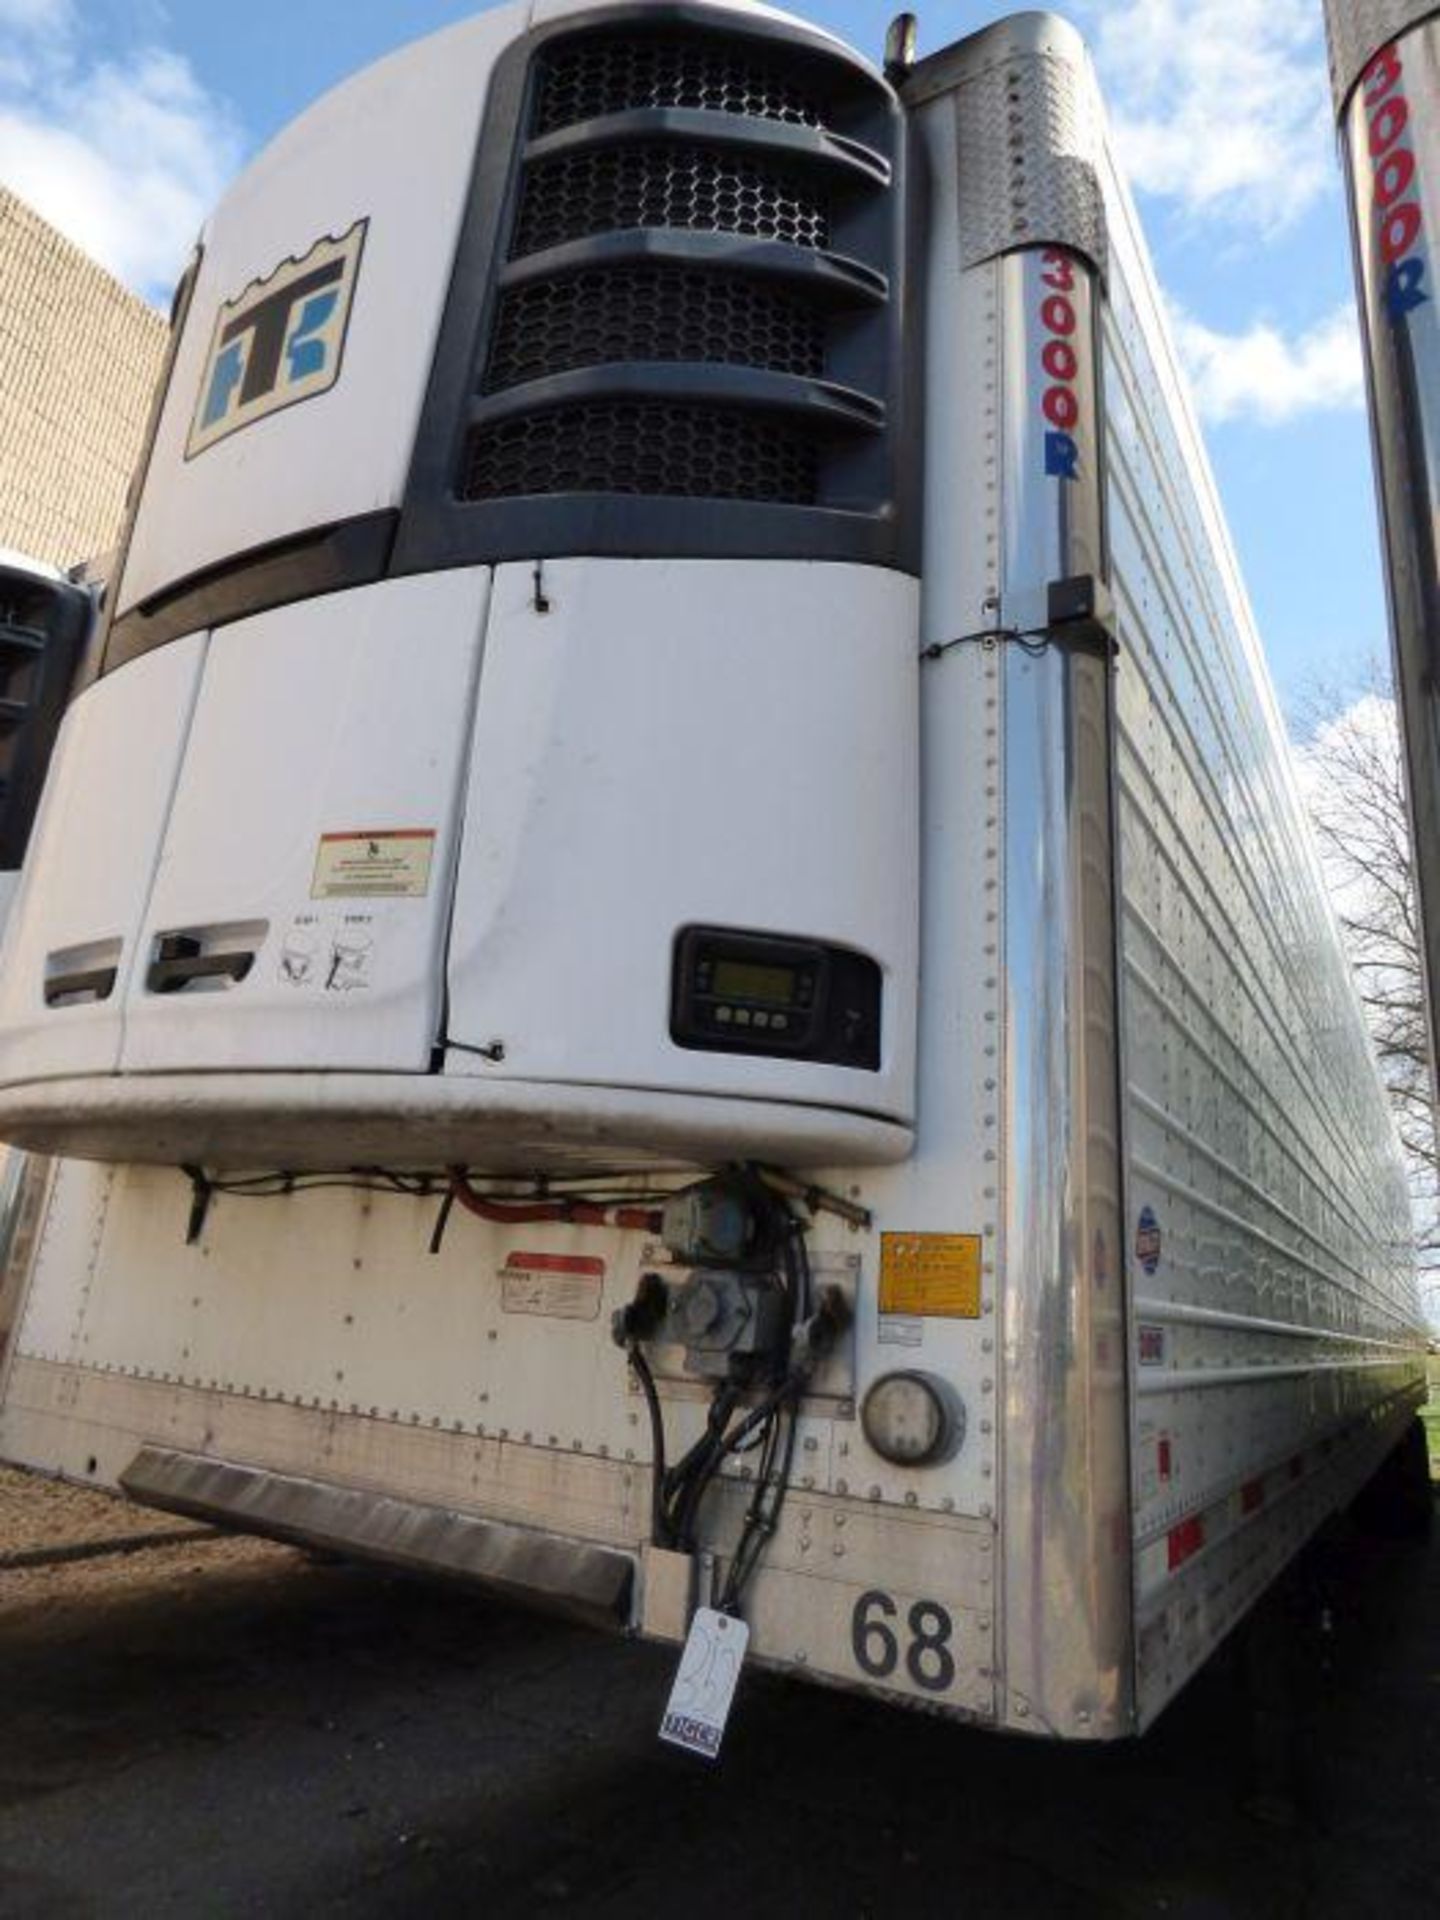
[734,1009,752,1027]
[715,1006,733,1024]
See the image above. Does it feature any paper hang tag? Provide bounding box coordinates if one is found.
[658,1607,750,1761]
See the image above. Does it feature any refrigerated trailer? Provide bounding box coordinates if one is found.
[0,0,1427,1742]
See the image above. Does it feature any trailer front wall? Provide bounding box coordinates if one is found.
[1097,151,1428,1724]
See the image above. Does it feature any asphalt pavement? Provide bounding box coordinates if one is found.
[1,1468,1436,1919]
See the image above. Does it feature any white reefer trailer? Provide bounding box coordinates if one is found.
[0,0,1427,1741]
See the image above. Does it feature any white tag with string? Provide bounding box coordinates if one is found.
[658,1607,749,1760]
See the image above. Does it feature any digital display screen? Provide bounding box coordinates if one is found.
[712,959,797,1006]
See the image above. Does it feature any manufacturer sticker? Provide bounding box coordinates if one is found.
[187,220,367,456]
[879,1233,982,1319]
[1135,1205,1162,1276]
[499,1252,604,1322]
[877,1315,925,1348]
[312,829,435,899]
[659,1607,749,1760]
[1138,1323,1166,1367]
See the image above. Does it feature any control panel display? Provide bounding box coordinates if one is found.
[671,927,881,1070]
[711,960,798,1006]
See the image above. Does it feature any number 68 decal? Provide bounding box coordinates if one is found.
[850,1589,956,1693]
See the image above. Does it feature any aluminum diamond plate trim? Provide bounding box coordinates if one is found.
[1325,0,1440,113]
[910,15,1106,277]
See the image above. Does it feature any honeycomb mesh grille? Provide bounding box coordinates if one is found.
[532,31,825,134]
[511,142,829,257]
[460,403,819,504]
[444,20,894,517]
[484,266,826,390]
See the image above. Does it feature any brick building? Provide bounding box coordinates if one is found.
[0,187,168,570]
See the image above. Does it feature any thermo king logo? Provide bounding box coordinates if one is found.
[186,220,367,457]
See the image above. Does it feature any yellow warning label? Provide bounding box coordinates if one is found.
[879,1233,983,1318]
[311,829,435,900]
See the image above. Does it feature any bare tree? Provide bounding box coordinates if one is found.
[1292,664,1440,1296]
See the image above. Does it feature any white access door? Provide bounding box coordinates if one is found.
[120,571,488,1073]
[0,636,206,1083]
[444,557,919,1124]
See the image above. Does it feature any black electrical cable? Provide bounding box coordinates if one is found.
[186,1167,682,1211]
[428,1185,456,1256]
[617,1179,819,1601]
[920,624,1055,663]
[715,1211,816,1614]
[720,1383,801,1615]
[628,1343,670,1548]
[668,1386,743,1552]
[663,1385,739,1503]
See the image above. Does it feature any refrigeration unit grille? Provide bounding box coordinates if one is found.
[512,141,831,256]
[399,8,914,565]
[461,398,821,502]
[532,29,825,134]
[485,263,828,389]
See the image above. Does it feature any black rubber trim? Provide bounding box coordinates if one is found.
[496,228,889,304]
[420,500,900,569]
[523,107,891,185]
[83,247,203,692]
[103,511,399,671]
[468,362,885,433]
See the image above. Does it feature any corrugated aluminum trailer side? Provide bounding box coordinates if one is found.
[1095,74,1426,1725]
[0,1,1426,1745]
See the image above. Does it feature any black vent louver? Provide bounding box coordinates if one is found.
[0,568,90,869]
[397,6,916,573]
[532,31,825,134]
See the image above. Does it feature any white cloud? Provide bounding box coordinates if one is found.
[0,6,243,304]
[1170,301,1364,425]
[0,0,72,29]
[1076,0,1332,234]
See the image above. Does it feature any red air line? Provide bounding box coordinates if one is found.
[447,1170,661,1234]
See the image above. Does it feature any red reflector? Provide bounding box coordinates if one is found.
[1241,1478,1264,1514]
[1157,1436,1172,1482]
[503,1252,606,1276]
[1167,1516,1204,1571]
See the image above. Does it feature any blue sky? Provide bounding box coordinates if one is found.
[0,0,1385,711]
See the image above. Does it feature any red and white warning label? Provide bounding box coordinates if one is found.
[498,1252,605,1322]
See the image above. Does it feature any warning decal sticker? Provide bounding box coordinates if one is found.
[879,1233,982,1319]
[499,1252,605,1322]
[312,829,435,899]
